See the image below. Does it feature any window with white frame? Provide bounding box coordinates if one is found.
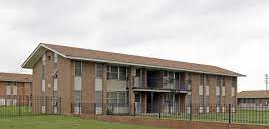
[107,66,127,80]
[222,86,226,96]
[74,61,82,76]
[232,87,235,97]
[95,63,103,78]
[41,65,45,79]
[13,82,17,96]
[54,53,58,63]
[6,82,11,95]
[53,78,58,96]
[206,85,210,96]
[199,85,203,95]
[119,67,127,80]
[41,79,46,93]
[199,74,204,86]
[216,86,220,96]
[107,91,128,106]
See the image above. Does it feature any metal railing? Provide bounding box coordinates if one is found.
[72,102,269,125]
[0,96,61,117]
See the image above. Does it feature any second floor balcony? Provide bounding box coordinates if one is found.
[132,73,192,93]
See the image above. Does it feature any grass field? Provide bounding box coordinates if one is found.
[0,116,169,129]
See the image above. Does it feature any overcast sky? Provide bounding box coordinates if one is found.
[0,0,269,92]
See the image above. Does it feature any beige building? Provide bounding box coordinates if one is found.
[0,72,32,105]
[22,43,244,115]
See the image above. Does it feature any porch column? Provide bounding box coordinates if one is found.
[102,64,107,115]
[141,93,147,113]
[128,67,135,115]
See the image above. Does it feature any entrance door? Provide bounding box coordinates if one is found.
[135,93,141,114]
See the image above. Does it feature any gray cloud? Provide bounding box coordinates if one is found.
[0,0,269,91]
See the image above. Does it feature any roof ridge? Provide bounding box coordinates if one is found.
[41,43,235,70]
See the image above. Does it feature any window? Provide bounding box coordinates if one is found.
[74,77,82,91]
[95,91,102,104]
[217,76,221,87]
[135,69,141,77]
[74,61,82,76]
[222,86,226,96]
[222,77,225,86]
[107,66,127,80]
[206,86,210,96]
[53,78,58,91]
[200,74,204,85]
[53,78,58,97]
[216,86,220,96]
[110,66,119,79]
[168,72,175,83]
[42,80,46,92]
[13,82,17,95]
[205,75,209,86]
[199,85,203,95]
[42,65,45,79]
[54,53,58,63]
[6,82,11,95]
[232,87,235,97]
[107,92,128,105]
[119,67,126,80]
[95,63,103,78]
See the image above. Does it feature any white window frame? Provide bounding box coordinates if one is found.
[74,61,82,77]
[54,53,58,63]
[13,84,17,96]
[42,79,46,92]
[6,85,11,96]
[232,87,235,97]
[95,63,103,78]
[216,86,220,96]
[222,86,226,96]
[205,85,210,96]
[199,85,203,95]
[53,78,58,91]
[107,66,127,80]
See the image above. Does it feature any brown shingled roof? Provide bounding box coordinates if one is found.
[0,72,32,83]
[22,43,245,77]
[237,90,269,99]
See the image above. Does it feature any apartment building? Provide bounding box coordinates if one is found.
[0,72,32,105]
[238,90,269,107]
[22,43,244,115]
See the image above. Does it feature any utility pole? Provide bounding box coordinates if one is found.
[265,74,269,90]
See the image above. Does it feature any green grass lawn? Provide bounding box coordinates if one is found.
[0,115,169,129]
[0,106,32,116]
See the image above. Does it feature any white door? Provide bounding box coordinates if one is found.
[135,93,141,114]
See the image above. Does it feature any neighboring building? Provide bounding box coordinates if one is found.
[0,72,32,105]
[22,43,245,115]
[237,90,269,107]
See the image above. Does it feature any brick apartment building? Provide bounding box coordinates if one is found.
[237,90,269,107]
[0,72,32,105]
[22,43,244,115]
